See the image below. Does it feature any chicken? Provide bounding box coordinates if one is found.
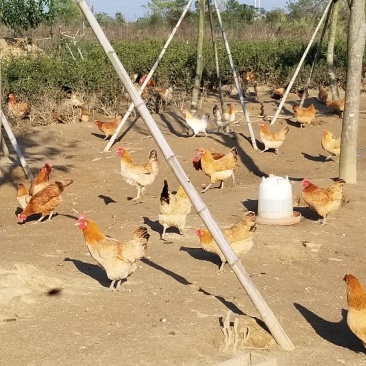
[158,86,173,104]
[94,113,123,140]
[295,88,309,99]
[240,70,258,97]
[321,130,341,161]
[17,183,31,209]
[195,211,256,271]
[139,74,157,88]
[116,147,159,201]
[183,110,209,137]
[301,178,345,225]
[77,215,149,291]
[258,120,289,155]
[271,83,289,100]
[29,162,53,196]
[158,179,192,240]
[18,179,74,223]
[192,152,226,171]
[326,98,345,118]
[343,274,366,348]
[70,91,83,108]
[80,105,91,122]
[293,104,316,127]
[7,93,30,119]
[196,147,238,193]
[318,85,328,103]
[212,103,236,133]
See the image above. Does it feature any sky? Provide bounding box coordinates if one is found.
[86,1,288,22]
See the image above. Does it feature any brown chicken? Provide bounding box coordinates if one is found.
[258,120,289,155]
[318,85,328,103]
[94,113,123,140]
[321,130,341,161]
[17,183,31,210]
[192,152,226,171]
[271,83,289,100]
[295,88,309,99]
[195,147,238,193]
[195,211,256,271]
[7,93,30,119]
[29,162,52,196]
[18,179,73,223]
[326,99,345,118]
[77,215,150,291]
[158,179,192,240]
[301,178,345,225]
[343,274,366,348]
[116,147,159,201]
[240,70,258,97]
[293,104,316,127]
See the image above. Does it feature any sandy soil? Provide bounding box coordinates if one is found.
[1,87,366,366]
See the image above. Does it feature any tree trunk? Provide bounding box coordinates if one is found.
[190,0,205,112]
[339,0,366,183]
[327,0,340,100]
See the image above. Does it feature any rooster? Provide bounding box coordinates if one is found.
[212,103,236,133]
[7,93,30,119]
[116,147,159,201]
[321,130,341,161]
[158,179,192,240]
[293,104,316,127]
[94,113,123,140]
[183,110,209,137]
[195,211,256,271]
[77,215,150,291]
[258,120,289,155]
[343,274,366,348]
[29,162,52,196]
[301,178,345,225]
[18,179,74,223]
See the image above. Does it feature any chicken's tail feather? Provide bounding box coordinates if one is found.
[133,226,150,243]
[160,179,170,205]
[148,150,158,161]
[58,179,74,188]
[243,211,257,232]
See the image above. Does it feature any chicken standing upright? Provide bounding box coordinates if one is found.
[301,178,345,225]
[318,85,328,103]
[77,215,150,291]
[212,103,236,133]
[195,147,238,193]
[195,211,256,271]
[293,104,316,127]
[326,99,345,118]
[258,120,289,155]
[29,162,52,196]
[94,113,123,140]
[116,147,159,201]
[158,179,192,240]
[7,93,30,119]
[183,110,209,137]
[321,130,341,161]
[271,83,289,100]
[18,179,74,223]
[343,274,366,348]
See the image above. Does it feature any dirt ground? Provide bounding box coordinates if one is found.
[1,87,366,366]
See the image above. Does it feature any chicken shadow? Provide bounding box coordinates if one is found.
[98,194,117,205]
[64,257,109,288]
[91,132,107,140]
[294,303,366,353]
[292,206,320,222]
[241,199,258,212]
[179,246,221,270]
[142,216,162,235]
[302,152,329,162]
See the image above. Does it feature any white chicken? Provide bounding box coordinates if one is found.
[183,110,209,137]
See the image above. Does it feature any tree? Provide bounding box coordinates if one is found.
[144,0,188,25]
[51,0,82,24]
[286,0,328,19]
[222,0,256,25]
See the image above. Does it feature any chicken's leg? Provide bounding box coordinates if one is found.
[132,187,143,201]
[161,226,167,240]
[259,148,268,153]
[108,280,116,291]
[201,183,212,193]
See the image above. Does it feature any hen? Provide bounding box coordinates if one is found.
[17,183,31,210]
[326,99,344,118]
[293,104,316,127]
[343,274,366,348]
[77,215,150,291]
[258,120,289,155]
[94,113,123,140]
[195,211,256,271]
[183,110,209,137]
[18,179,74,223]
[301,178,345,225]
[29,162,52,196]
[195,147,238,193]
[321,130,341,161]
[7,93,30,119]
[192,152,226,171]
[240,70,258,97]
[271,83,289,100]
[116,147,159,201]
[212,103,236,133]
[318,85,328,103]
[158,179,192,240]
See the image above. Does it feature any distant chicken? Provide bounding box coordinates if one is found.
[158,86,173,104]
[258,120,289,155]
[158,179,192,240]
[212,103,236,133]
[326,98,344,118]
[343,274,366,348]
[293,104,316,127]
[318,85,328,103]
[295,88,309,99]
[321,130,341,161]
[116,147,159,201]
[77,215,150,291]
[183,110,209,137]
[7,93,30,119]
[195,211,256,271]
[240,70,258,97]
[301,178,345,225]
[18,179,74,223]
[29,162,52,196]
[94,113,123,140]
[271,83,289,100]
[195,147,238,193]
[80,105,91,122]
[17,183,31,210]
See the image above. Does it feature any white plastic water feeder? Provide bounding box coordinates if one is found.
[256,174,301,225]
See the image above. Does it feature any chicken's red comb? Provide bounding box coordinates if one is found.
[78,215,86,221]
[194,228,201,235]
[192,156,200,163]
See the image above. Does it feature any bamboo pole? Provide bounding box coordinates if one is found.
[0,52,9,157]
[103,0,193,152]
[270,0,335,125]
[76,0,294,351]
[212,0,258,149]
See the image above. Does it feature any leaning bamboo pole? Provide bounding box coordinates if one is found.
[0,52,9,157]
[270,0,335,125]
[103,0,193,152]
[76,0,294,351]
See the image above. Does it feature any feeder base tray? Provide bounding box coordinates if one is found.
[256,211,301,226]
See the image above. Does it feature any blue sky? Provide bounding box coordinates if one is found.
[86,1,288,22]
